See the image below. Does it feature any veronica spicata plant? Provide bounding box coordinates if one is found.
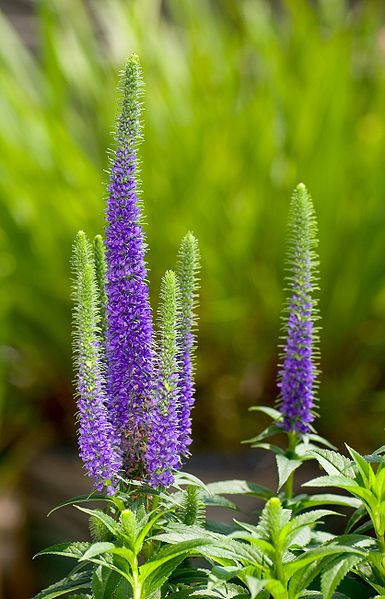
[33,55,385,599]
[243,184,335,500]
[33,54,211,599]
[72,55,200,494]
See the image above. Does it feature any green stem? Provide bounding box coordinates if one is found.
[132,557,142,599]
[285,472,294,500]
[376,532,385,554]
[285,431,298,500]
[274,548,289,597]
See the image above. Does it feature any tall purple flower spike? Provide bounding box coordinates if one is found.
[176,233,200,458]
[72,232,121,494]
[277,183,320,434]
[146,271,181,487]
[105,55,154,476]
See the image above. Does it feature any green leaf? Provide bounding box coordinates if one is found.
[299,593,350,599]
[248,406,282,420]
[304,474,359,490]
[263,578,287,599]
[276,455,302,490]
[31,572,92,599]
[283,510,338,547]
[285,544,364,578]
[204,493,239,510]
[80,542,116,561]
[243,425,283,446]
[206,479,273,500]
[346,446,371,485]
[248,443,285,456]
[111,578,132,599]
[140,538,212,580]
[92,566,129,599]
[345,505,367,533]
[208,565,245,589]
[47,494,111,516]
[295,493,360,511]
[142,556,197,597]
[75,506,121,537]
[321,554,364,599]
[172,471,210,493]
[307,434,336,450]
[244,576,268,599]
[309,449,355,477]
[35,542,90,560]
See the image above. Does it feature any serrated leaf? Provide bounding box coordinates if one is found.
[206,479,273,500]
[321,554,363,599]
[285,544,364,578]
[346,446,371,484]
[299,593,350,599]
[75,506,120,537]
[142,556,190,596]
[35,542,90,560]
[80,542,116,561]
[208,565,244,589]
[309,449,355,477]
[140,538,212,580]
[31,572,91,599]
[304,475,359,489]
[297,493,360,511]
[276,455,302,490]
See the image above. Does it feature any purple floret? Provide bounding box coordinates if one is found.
[278,278,316,433]
[77,358,121,495]
[146,376,181,487]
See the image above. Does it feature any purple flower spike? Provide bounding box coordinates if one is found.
[176,233,200,458]
[277,183,320,434]
[105,55,154,476]
[146,271,181,487]
[72,232,121,494]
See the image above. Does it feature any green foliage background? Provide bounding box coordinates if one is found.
[1,0,385,474]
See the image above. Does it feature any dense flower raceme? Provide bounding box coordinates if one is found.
[104,56,154,477]
[72,232,121,494]
[146,271,181,487]
[277,183,320,434]
[71,55,200,493]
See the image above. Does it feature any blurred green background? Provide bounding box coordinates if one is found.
[1,0,385,593]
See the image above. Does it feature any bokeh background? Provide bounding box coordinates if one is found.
[1,0,385,596]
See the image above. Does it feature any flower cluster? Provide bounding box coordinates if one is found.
[72,55,200,494]
[276,183,320,434]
